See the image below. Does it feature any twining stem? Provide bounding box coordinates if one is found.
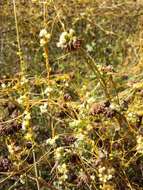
[82,48,111,101]
[12,0,21,53]
[44,46,51,82]
[43,1,47,27]
[42,1,54,138]
[12,0,24,74]
[32,149,40,190]
[109,74,120,105]
[42,2,51,81]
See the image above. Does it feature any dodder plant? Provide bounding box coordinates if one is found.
[1,0,143,190]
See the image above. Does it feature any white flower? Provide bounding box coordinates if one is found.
[110,103,120,111]
[54,147,64,160]
[90,175,95,180]
[39,29,48,38]
[136,135,143,154]
[70,119,82,128]
[39,29,51,46]
[98,166,114,183]
[107,174,113,180]
[59,32,68,42]
[45,33,51,40]
[20,175,26,184]
[46,138,55,145]
[76,133,85,141]
[56,42,62,48]
[20,76,28,85]
[57,163,68,174]
[46,135,59,146]
[65,82,69,87]
[7,144,14,154]
[1,83,6,88]
[40,103,48,113]
[69,29,75,35]
[24,111,31,120]
[86,44,93,52]
[57,29,78,50]
[22,111,31,129]
[44,87,53,94]
[62,174,68,180]
[40,38,47,47]
[98,166,106,173]
[22,119,30,129]
[17,95,27,105]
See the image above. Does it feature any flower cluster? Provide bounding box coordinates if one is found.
[136,135,143,154]
[74,133,94,158]
[22,111,31,130]
[44,86,53,95]
[17,94,27,105]
[46,135,59,146]
[20,76,28,85]
[1,83,6,89]
[54,147,64,161]
[40,103,48,114]
[57,29,81,51]
[57,163,68,182]
[98,166,114,184]
[127,111,137,124]
[39,29,51,47]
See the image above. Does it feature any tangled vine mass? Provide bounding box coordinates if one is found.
[1,0,143,190]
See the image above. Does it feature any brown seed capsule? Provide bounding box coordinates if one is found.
[104,108,116,118]
[89,102,106,116]
[7,102,17,114]
[101,65,115,73]
[66,39,82,51]
[68,172,77,182]
[0,158,11,172]
[63,135,76,146]
[56,111,67,118]
[103,100,110,107]
[64,93,72,101]
[112,142,121,149]
[70,153,80,164]
[89,100,115,118]
[73,39,82,50]
[0,123,22,136]
[26,142,33,149]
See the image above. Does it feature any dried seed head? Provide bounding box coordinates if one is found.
[104,108,116,118]
[0,158,11,172]
[64,93,72,101]
[63,135,76,146]
[0,123,22,136]
[89,102,106,116]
